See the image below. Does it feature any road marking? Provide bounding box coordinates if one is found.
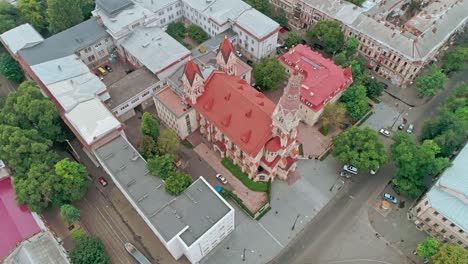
[257,222,284,248]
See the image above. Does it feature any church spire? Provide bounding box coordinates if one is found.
[182,58,205,104]
[216,36,237,76]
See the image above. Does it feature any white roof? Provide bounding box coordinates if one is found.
[0,24,43,54]
[94,3,153,35]
[135,0,179,12]
[30,55,106,112]
[65,98,121,145]
[121,26,190,74]
[235,9,279,39]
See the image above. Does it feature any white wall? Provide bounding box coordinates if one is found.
[77,36,114,66]
[112,81,165,116]
[233,25,278,59]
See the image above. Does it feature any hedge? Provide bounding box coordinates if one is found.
[220,188,255,218]
[299,144,304,156]
[221,158,268,192]
[255,206,271,220]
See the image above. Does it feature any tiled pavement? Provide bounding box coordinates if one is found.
[193,143,268,213]
[297,122,340,158]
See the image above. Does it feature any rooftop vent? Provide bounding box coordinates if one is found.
[57,65,62,71]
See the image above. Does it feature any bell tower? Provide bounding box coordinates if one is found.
[182,58,205,104]
[216,36,237,76]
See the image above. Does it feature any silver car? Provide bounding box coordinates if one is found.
[406,124,414,133]
[343,165,358,174]
[216,173,228,184]
[379,128,391,137]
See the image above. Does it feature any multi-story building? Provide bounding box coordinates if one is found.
[410,144,468,249]
[279,44,353,125]
[271,0,468,87]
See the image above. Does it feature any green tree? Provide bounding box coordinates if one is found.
[80,0,95,20]
[0,81,64,142]
[432,244,468,264]
[245,0,270,16]
[138,135,158,159]
[319,103,346,130]
[71,228,87,241]
[441,47,468,74]
[47,0,84,33]
[17,0,47,33]
[60,204,81,225]
[141,112,159,140]
[284,32,302,48]
[345,37,359,56]
[391,133,450,198]
[187,24,208,43]
[252,58,288,90]
[307,20,344,55]
[157,129,180,156]
[415,66,448,97]
[341,84,370,120]
[166,21,186,41]
[147,154,175,180]
[346,0,365,6]
[70,236,109,264]
[272,8,288,27]
[0,53,24,83]
[332,127,388,171]
[54,158,89,202]
[417,237,440,258]
[0,2,24,34]
[165,171,192,195]
[333,52,347,66]
[363,76,384,98]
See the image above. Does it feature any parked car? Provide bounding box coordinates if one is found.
[340,171,351,179]
[383,193,398,204]
[216,173,228,184]
[235,50,242,57]
[398,123,405,130]
[98,177,108,187]
[406,124,414,133]
[370,166,379,175]
[379,128,391,137]
[343,165,358,174]
[104,65,113,72]
[391,184,401,195]
[246,60,253,66]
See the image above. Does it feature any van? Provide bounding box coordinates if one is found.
[97,67,107,76]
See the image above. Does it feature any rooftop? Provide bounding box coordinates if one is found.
[0,24,43,55]
[121,27,190,74]
[279,45,353,111]
[0,177,41,260]
[191,28,237,57]
[235,8,279,39]
[154,87,189,117]
[65,98,122,145]
[189,71,275,156]
[107,67,160,107]
[94,2,153,35]
[136,0,179,13]
[427,144,468,232]
[96,0,134,16]
[18,18,108,66]
[4,231,70,264]
[94,136,232,245]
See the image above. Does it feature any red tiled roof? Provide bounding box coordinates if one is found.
[188,71,275,156]
[265,137,281,152]
[184,58,202,86]
[279,44,353,112]
[261,156,281,168]
[219,36,233,63]
[281,156,295,170]
[0,177,41,259]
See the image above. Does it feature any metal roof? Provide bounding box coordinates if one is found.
[96,0,134,15]
[235,9,279,39]
[18,18,108,66]
[427,144,468,231]
[0,24,43,55]
[94,136,232,244]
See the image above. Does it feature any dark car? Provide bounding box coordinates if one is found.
[104,65,113,72]
[246,60,253,66]
[392,184,401,195]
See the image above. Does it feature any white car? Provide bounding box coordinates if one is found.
[235,50,242,57]
[383,193,398,204]
[406,124,414,133]
[343,165,358,174]
[370,166,380,175]
[216,173,228,184]
[379,128,391,137]
[340,171,351,179]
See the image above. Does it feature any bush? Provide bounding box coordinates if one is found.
[221,188,255,218]
[221,158,268,192]
[165,171,192,195]
[0,53,24,83]
[319,126,329,136]
[70,236,109,264]
[299,144,304,156]
[187,24,208,43]
[166,21,186,41]
[71,228,87,242]
[181,139,193,149]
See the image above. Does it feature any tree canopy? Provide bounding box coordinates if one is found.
[70,236,109,264]
[157,129,180,156]
[346,0,365,7]
[60,204,81,226]
[307,20,344,55]
[147,154,175,180]
[345,37,359,56]
[252,58,288,91]
[138,135,158,159]
[363,76,384,98]
[441,47,468,74]
[319,103,346,130]
[432,244,468,264]
[391,132,450,198]
[245,0,270,16]
[272,8,287,27]
[141,112,159,140]
[415,66,448,97]
[332,127,388,171]
[0,53,25,83]
[47,0,84,33]
[166,21,186,41]
[0,2,24,34]
[284,32,302,48]
[417,237,440,258]
[17,0,47,33]
[54,158,89,201]
[187,24,208,43]
[165,170,192,196]
[341,84,370,120]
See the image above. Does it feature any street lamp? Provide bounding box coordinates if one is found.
[291,213,301,231]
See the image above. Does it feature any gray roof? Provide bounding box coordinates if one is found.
[94,136,232,244]
[235,9,279,39]
[18,18,109,66]
[0,24,43,54]
[4,231,70,264]
[96,0,134,15]
[427,144,468,232]
[121,27,190,74]
[136,0,179,13]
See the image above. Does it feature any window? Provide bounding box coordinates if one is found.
[131,22,140,29]
[442,217,447,222]
[450,223,456,227]
[433,211,439,216]
[433,223,439,228]
[416,207,421,213]
[457,241,463,245]
[424,200,428,206]
[87,55,95,62]
[449,235,455,239]
[424,217,431,222]
[459,230,464,234]
[441,229,447,233]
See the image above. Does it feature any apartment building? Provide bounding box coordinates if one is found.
[271,0,468,87]
[410,144,468,249]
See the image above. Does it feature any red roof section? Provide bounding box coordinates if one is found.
[189,71,275,156]
[0,177,41,259]
[265,137,281,152]
[184,58,202,85]
[219,36,234,63]
[279,44,353,112]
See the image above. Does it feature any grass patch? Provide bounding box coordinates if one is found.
[221,158,268,192]
[181,139,193,149]
[299,144,304,156]
[319,126,329,136]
